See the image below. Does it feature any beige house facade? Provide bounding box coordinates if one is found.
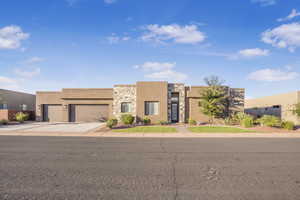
[245,91,300,125]
[36,81,244,123]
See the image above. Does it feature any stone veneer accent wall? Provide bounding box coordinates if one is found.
[229,88,245,114]
[168,83,186,123]
[113,85,137,120]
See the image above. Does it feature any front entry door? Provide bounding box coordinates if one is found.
[171,103,179,123]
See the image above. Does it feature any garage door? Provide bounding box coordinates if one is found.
[43,104,63,122]
[69,104,109,122]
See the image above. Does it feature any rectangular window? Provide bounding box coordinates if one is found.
[121,102,132,113]
[0,104,8,110]
[145,101,159,115]
[22,104,28,111]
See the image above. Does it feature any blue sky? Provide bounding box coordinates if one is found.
[0,0,300,98]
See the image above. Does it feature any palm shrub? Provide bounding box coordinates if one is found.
[143,117,151,125]
[281,121,295,130]
[188,119,197,125]
[121,114,135,125]
[257,115,281,127]
[15,112,29,123]
[106,118,118,129]
[241,115,254,128]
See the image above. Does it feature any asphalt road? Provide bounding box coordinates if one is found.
[1,136,300,200]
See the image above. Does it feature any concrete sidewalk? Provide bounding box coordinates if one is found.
[1,131,300,138]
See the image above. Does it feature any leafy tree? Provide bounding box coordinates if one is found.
[199,76,228,124]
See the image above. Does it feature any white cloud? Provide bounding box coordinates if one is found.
[134,62,187,82]
[0,76,19,89]
[14,67,41,78]
[141,24,206,44]
[248,68,299,81]
[134,62,174,71]
[0,25,29,50]
[106,34,130,44]
[261,22,300,52]
[277,9,300,22]
[238,48,270,58]
[24,57,44,64]
[251,0,277,6]
[104,0,116,4]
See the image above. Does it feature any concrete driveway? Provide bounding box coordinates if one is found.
[0,122,104,133]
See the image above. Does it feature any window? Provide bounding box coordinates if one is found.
[171,93,179,102]
[121,102,132,113]
[0,104,8,110]
[272,105,280,109]
[20,104,27,111]
[145,101,159,115]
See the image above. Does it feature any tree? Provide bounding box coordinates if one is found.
[292,102,300,118]
[199,76,228,124]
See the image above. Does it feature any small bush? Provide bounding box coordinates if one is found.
[227,112,254,127]
[106,118,118,129]
[121,114,135,125]
[15,112,29,123]
[0,119,9,125]
[241,116,254,128]
[143,117,151,125]
[159,120,169,125]
[281,121,295,130]
[257,115,281,127]
[188,119,197,125]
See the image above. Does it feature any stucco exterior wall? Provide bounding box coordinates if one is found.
[136,81,168,123]
[113,85,136,120]
[36,92,63,121]
[245,91,300,124]
[0,89,35,111]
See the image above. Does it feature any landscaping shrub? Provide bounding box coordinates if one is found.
[121,114,135,125]
[241,115,254,128]
[143,117,151,125]
[15,112,29,123]
[106,118,118,129]
[281,121,295,130]
[0,119,8,125]
[188,119,197,125]
[226,112,254,127]
[224,117,234,125]
[159,120,169,125]
[257,115,281,127]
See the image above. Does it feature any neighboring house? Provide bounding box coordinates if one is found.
[36,81,244,123]
[0,89,36,121]
[245,91,300,125]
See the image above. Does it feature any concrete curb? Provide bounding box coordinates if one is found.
[1,132,300,138]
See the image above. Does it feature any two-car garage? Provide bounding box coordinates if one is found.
[42,104,109,122]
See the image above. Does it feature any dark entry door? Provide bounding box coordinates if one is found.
[171,103,179,123]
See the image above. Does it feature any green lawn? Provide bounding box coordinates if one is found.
[188,126,255,133]
[112,126,177,133]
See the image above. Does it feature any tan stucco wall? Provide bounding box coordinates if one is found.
[36,92,63,121]
[245,91,300,124]
[36,89,113,122]
[0,89,35,111]
[136,81,168,123]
